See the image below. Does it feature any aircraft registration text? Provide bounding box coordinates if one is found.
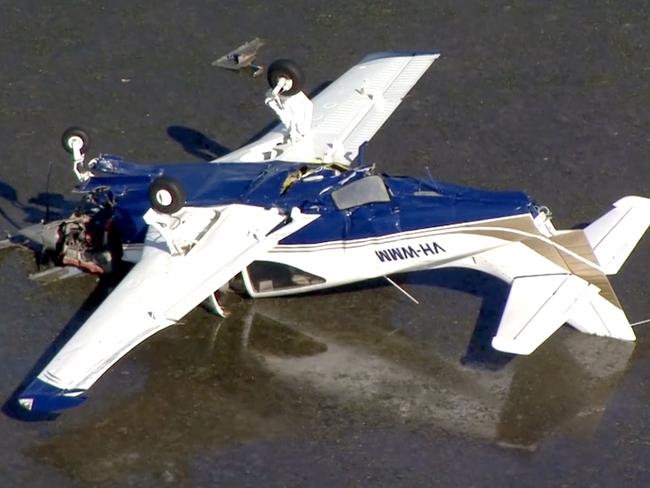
[375,241,446,262]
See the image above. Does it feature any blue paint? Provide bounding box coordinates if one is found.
[17,378,86,413]
[77,155,534,248]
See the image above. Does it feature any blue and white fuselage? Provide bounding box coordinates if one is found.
[80,155,537,296]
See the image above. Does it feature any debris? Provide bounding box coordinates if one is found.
[212,38,266,77]
[29,266,83,284]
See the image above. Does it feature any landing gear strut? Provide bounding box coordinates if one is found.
[265,59,312,143]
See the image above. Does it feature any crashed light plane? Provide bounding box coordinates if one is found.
[12,52,650,414]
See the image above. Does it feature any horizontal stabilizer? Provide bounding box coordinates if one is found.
[493,274,590,355]
[492,271,635,355]
[566,289,635,341]
[584,196,650,274]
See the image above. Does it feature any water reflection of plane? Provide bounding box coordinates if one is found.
[29,278,634,483]
[244,283,635,449]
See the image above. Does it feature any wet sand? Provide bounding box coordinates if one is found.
[1,1,650,486]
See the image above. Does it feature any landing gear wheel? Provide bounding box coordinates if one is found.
[267,59,305,96]
[61,127,89,154]
[148,177,186,214]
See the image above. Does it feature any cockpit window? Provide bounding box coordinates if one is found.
[331,175,390,210]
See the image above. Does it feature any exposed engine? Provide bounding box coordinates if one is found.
[55,189,123,274]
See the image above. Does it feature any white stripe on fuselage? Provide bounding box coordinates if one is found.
[270,213,533,253]
[250,217,530,296]
[249,212,604,297]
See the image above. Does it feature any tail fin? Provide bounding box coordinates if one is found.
[467,197,648,356]
[584,196,650,274]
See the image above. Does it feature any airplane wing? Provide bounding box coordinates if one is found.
[17,204,318,413]
[215,51,440,164]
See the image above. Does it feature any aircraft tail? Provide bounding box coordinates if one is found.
[584,196,650,275]
[486,197,650,355]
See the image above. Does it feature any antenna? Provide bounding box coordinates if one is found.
[425,165,434,183]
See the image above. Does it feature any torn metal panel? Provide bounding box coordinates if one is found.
[212,38,266,77]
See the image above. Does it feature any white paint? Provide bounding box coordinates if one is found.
[155,189,172,206]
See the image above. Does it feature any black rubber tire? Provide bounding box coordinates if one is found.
[148,177,186,214]
[267,59,305,96]
[61,127,89,154]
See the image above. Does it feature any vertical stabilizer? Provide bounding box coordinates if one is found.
[584,196,650,274]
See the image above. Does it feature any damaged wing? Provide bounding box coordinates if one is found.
[17,204,318,413]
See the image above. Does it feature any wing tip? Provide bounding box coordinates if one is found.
[613,195,650,209]
[15,378,86,415]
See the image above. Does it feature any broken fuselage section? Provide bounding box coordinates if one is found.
[38,154,538,302]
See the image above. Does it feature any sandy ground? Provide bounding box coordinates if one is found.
[1,1,649,486]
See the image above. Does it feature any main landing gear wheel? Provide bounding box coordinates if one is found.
[61,127,89,154]
[267,59,305,96]
[148,177,186,214]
